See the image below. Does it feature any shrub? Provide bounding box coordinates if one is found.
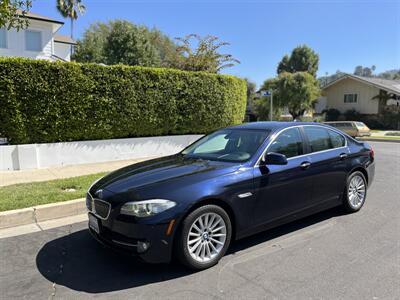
[0,58,246,144]
[344,109,361,121]
[324,108,341,121]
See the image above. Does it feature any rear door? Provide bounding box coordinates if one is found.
[303,126,349,205]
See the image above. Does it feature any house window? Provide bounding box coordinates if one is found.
[344,94,358,103]
[25,30,42,51]
[0,28,7,48]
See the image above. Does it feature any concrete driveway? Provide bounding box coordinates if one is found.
[0,142,399,299]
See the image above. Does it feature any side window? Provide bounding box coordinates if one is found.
[268,128,303,158]
[304,127,333,153]
[328,129,345,148]
[0,28,7,48]
[25,30,42,51]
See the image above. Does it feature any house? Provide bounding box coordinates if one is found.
[0,11,76,62]
[316,74,400,115]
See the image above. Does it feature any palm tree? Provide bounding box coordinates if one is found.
[56,0,86,55]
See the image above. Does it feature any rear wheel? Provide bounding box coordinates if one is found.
[176,205,232,270]
[343,171,367,212]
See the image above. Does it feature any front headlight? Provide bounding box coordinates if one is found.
[120,199,176,217]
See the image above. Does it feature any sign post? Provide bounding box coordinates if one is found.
[261,90,273,121]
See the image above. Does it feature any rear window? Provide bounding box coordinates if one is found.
[355,122,366,128]
[304,127,333,153]
[328,129,346,148]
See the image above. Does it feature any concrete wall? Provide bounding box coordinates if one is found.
[0,135,202,171]
[322,77,380,114]
[0,20,57,60]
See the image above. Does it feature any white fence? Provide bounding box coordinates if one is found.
[0,135,202,171]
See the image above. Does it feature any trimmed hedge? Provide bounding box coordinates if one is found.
[0,58,246,144]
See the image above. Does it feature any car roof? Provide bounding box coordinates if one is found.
[229,121,329,132]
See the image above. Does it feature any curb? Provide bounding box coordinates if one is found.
[358,138,400,143]
[0,198,86,229]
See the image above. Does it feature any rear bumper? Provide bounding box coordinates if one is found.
[88,213,174,264]
[366,161,375,188]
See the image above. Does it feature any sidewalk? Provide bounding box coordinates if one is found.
[370,130,400,137]
[0,157,156,187]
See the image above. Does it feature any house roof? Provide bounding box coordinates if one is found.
[54,34,77,45]
[17,10,64,25]
[323,73,400,95]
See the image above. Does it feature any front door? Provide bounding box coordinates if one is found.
[253,127,314,226]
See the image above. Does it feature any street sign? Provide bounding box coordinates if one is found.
[261,90,272,97]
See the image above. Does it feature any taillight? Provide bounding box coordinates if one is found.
[369,148,374,159]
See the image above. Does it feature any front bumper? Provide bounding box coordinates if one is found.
[88,212,175,264]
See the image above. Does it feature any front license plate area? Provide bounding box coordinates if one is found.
[89,214,100,234]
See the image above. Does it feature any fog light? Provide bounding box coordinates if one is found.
[137,241,150,253]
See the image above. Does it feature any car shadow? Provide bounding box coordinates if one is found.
[36,207,345,294]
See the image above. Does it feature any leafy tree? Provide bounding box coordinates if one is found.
[147,28,181,67]
[353,65,376,77]
[172,34,240,73]
[261,72,320,120]
[277,45,319,77]
[56,0,86,40]
[0,0,31,30]
[254,77,283,120]
[73,20,178,67]
[103,20,160,66]
[244,78,256,110]
[72,21,109,63]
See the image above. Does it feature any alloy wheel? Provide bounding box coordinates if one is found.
[187,212,227,263]
[348,174,366,209]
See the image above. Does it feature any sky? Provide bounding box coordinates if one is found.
[31,0,399,86]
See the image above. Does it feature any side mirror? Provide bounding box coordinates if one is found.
[261,152,288,166]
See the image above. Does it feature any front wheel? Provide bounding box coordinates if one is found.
[343,171,367,212]
[176,205,232,270]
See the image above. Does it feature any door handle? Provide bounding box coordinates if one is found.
[339,153,348,160]
[300,161,311,169]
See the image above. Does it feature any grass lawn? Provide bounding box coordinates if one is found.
[0,172,107,212]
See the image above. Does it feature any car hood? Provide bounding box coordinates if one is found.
[90,155,239,195]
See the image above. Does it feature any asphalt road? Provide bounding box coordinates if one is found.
[0,142,399,300]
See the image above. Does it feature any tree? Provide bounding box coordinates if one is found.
[73,20,179,67]
[0,0,31,30]
[147,28,181,67]
[353,65,376,77]
[277,45,319,77]
[56,0,85,41]
[72,21,109,63]
[172,34,240,73]
[103,20,160,67]
[254,77,282,120]
[262,72,320,120]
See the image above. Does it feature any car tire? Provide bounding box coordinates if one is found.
[343,171,367,213]
[175,204,232,270]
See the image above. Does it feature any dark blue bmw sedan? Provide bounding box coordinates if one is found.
[86,122,375,270]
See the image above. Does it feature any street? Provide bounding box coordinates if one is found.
[0,142,399,299]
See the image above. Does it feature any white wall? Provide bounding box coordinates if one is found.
[0,20,56,60]
[0,135,202,171]
[54,42,71,61]
[314,96,327,114]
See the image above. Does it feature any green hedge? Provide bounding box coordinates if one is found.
[0,58,246,144]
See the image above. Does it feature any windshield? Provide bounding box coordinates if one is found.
[181,129,270,162]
